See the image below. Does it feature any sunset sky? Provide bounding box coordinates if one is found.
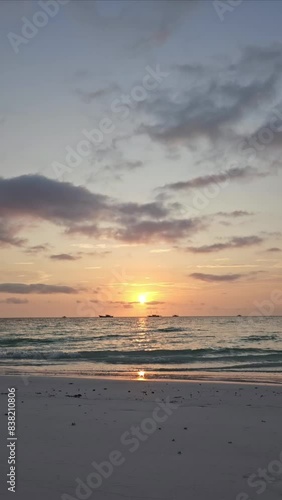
[0,0,282,317]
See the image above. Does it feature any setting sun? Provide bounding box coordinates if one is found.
[138,294,147,304]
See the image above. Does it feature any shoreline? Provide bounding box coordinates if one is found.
[1,367,282,386]
[2,373,282,389]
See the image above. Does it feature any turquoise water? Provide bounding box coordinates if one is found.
[0,317,281,381]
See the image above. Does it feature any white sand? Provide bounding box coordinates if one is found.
[0,376,282,500]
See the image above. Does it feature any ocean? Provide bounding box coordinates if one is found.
[0,316,281,382]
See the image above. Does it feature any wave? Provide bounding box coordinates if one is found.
[0,337,57,347]
[1,347,282,365]
[0,333,131,347]
[241,334,280,342]
[155,327,185,333]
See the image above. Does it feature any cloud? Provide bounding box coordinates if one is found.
[215,211,254,218]
[0,174,205,245]
[86,145,145,183]
[0,175,224,246]
[112,218,205,243]
[0,175,110,223]
[108,300,133,305]
[0,174,166,223]
[25,244,49,254]
[230,43,282,74]
[77,250,111,258]
[123,160,143,170]
[146,301,165,305]
[186,236,264,254]
[174,62,205,78]
[66,224,101,238]
[160,167,268,192]
[0,175,186,244]
[0,298,29,305]
[118,201,168,219]
[190,273,242,282]
[75,84,120,104]
[0,283,78,295]
[50,254,80,261]
[140,44,282,145]
[0,219,26,247]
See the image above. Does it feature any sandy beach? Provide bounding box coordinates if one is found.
[0,376,282,500]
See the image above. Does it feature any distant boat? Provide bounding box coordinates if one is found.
[148,314,161,318]
[172,314,179,317]
[99,314,113,318]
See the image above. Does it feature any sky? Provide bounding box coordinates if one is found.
[0,0,282,317]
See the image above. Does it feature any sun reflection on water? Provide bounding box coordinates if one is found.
[137,370,145,380]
